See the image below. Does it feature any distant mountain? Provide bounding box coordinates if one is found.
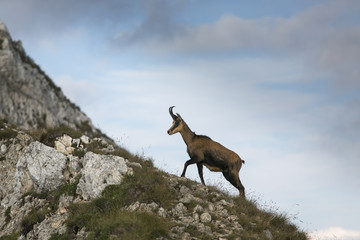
[0,21,98,136]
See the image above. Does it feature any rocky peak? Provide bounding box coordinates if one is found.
[0,21,97,135]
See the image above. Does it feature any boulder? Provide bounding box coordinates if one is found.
[15,141,68,193]
[76,152,132,200]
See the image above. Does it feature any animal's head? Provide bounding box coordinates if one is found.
[167,106,184,135]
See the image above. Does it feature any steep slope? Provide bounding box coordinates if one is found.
[0,21,97,135]
[0,123,308,239]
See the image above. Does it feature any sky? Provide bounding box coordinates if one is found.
[1,0,360,239]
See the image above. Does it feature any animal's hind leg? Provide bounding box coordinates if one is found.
[222,171,245,197]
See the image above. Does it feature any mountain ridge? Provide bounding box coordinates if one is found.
[0,20,98,136]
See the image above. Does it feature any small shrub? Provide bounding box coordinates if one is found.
[39,126,82,147]
[86,140,108,154]
[73,148,86,158]
[76,121,92,134]
[0,118,8,128]
[21,207,48,234]
[49,233,69,240]
[183,224,212,240]
[5,206,11,224]
[0,232,20,240]
[0,128,17,140]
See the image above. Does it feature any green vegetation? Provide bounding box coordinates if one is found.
[0,128,17,141]
[76,121,93,135]
[63,161,176,239]
[2,124,307,239]
[0,118,8,128]
[38,126,82,147]
[20,175,81,235]
[5,207,11,224]
[0,233,20,240]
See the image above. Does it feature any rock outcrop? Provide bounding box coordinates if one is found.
[0,20,97,134]
[76,152,133,200]
[0,125,135,238]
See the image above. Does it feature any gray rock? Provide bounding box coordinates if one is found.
[172,203,187,217]
[193,204,204,213]
[264,229,273,240]
[200,212,212,223]
[158,207,167,218]
[68,155,82,176]
[15,141,68,193]
[80,135,90,145]
[127,201,140,212]
[54,134,74,155]
[0,144,7,154]
[181,232,192,240]
[179,193,195,204]
[76,152,132,200]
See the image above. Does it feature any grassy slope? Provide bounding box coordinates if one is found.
[0,124,309,240]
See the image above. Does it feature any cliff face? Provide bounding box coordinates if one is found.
[0,21,96,133]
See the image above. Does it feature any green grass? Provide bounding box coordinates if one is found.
[0,233,20,240]
[0,118,8,128]
[20,175,81,235]
[38,126,83,147]
[5,207,11,224]
[62,156,177,239]
[226,196,308,240]
[183,225,212,240]
[3,124,308,239]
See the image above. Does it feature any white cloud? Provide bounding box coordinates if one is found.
[310,227,360,240]
[115,1,360,89]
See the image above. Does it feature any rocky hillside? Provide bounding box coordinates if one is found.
[0,122,308,240]
[0,21,98,135]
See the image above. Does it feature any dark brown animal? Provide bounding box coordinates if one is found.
[167,106,245,196]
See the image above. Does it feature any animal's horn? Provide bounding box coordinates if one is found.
[169,106,177,120]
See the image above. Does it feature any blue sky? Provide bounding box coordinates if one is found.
[1,1,360,239]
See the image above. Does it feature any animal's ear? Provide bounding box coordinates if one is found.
[176,113,183,120]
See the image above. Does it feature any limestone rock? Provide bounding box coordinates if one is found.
[0,21,98,134]
[76,152,132,200]
[200,212,212,223]
[54,134,74,155]
[172,203,187,217]
[15,141,68,193]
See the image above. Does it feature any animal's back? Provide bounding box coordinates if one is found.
[194,135,242,171]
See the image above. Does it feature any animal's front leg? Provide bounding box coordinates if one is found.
[181,158,197,177]
[196,163,206,185]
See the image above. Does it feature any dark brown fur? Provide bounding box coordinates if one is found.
[167,107,245,196]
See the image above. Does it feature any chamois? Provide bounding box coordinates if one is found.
[167,106,245,196]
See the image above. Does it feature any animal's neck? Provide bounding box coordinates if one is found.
[180,121,195,146]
